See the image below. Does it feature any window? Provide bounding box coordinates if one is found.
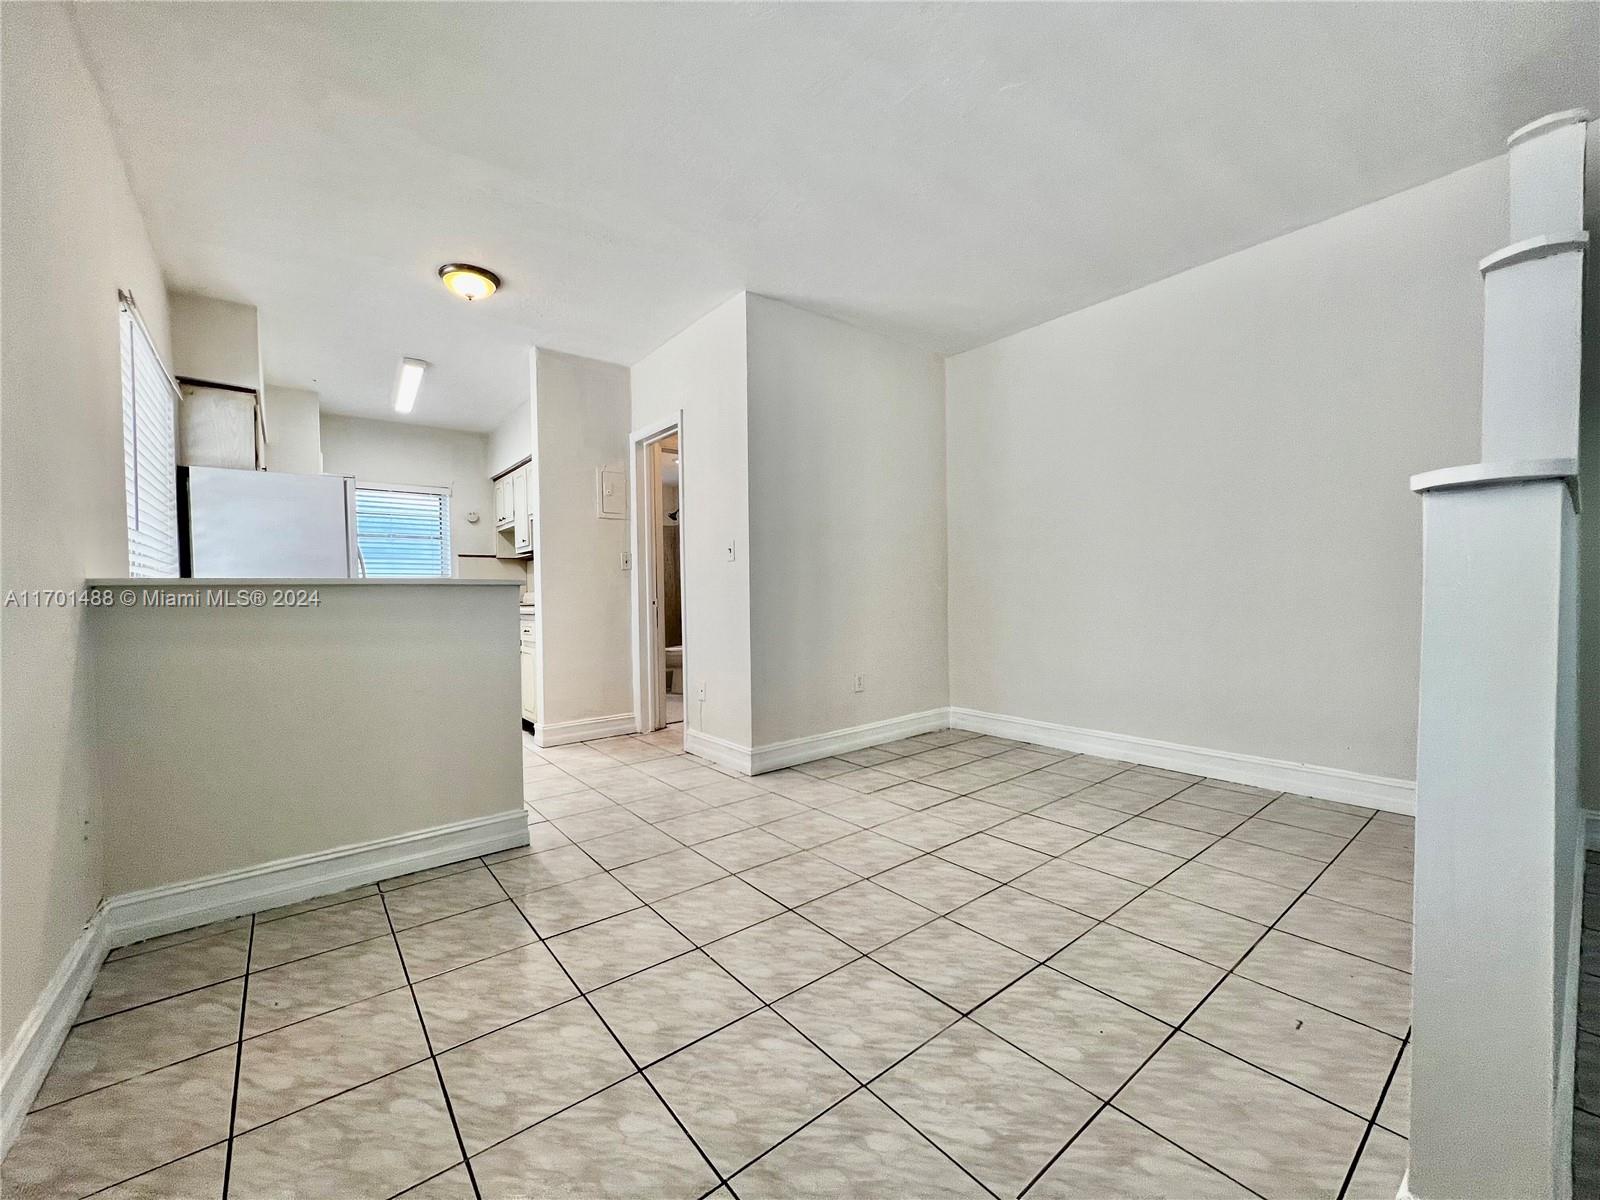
[353,484,452,577]
[120,295,181,577]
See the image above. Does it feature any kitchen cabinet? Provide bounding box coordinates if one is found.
[512,467,533,554]
[519,613,538,725]
[493,477,513,529]
[492,463,533,559]
[179,383,263,470]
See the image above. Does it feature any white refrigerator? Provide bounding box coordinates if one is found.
[180,465,362,578]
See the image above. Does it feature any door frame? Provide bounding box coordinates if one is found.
[628,412,683,734]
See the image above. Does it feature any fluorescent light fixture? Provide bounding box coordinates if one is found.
[394,357,427,414]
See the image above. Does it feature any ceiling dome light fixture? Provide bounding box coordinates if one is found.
[438,263,500,301]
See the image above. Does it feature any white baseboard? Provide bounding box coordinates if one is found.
[683,708,953,777]
[948,707,1417,815]
[683,727,754,775]
[0,809,528,1157]
[690,705,1416,812]
[1,912,108,1157]
[101,808,529,949]
[750,708,952,775]
[535,713,637,748]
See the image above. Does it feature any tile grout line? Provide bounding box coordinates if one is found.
[627,881,1004,1198]
[1014,807,1387,1198]
[58,891,599,1088]
[501,815,1007,1199]
[625,747,1235,1176]
[102,917,252,963]
[445,1066,669,1185]
[65,972,250,1030]
[35,731,1410,1200]
[938,879,1405,1124]
[376,887,484,1200]
[76,1144,229,1199]
[479,861,741,1199]
[1336,1028,1411,1200]
[535,746,1385,926]
[1093,1104,1275,1200]
[388,1164,465,1199]
[822,848,1387,1171]
[620,803,1248,1189]
[76,789,1388,1040]
[749,1075,1002,1200]
[526,735,1413,1188]
[730,781,1412,975]
[300,775,1372,1067]
[220,913,256,1199]
[1118,807,1400,1152]
[77,811,1388,1200]
[600,765,1405,1126]
[551,732,1416,1181]
[27,989,412,1117]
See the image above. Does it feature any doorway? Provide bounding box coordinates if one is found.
[657,434,684,728]
[629,415,685,738]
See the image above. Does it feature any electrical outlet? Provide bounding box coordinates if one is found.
[620,551,631,571]
[853,672,866,693]
[696,682,707,702]
[726,539,737,562]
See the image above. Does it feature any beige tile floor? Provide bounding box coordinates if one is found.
[5,726,1428,1199]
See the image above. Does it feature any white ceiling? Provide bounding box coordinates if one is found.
[71,2,1598,432]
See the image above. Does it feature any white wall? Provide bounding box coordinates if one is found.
[263,385,323,474]
[489,399,533,478]
[319,413,496,564]
[167,292,260,393]
[630,294,753,749]
[531,350,634,730]
[92,583,522,893]
[1579,122,1600,814]
[746,296,948,746]
[946,158,1505,783]
[0,5,171,1049]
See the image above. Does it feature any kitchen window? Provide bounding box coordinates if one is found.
[353,484,452,577]
[120,294,181,577]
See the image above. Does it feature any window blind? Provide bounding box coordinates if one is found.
[354,486,452,577]
[121,298,181,577]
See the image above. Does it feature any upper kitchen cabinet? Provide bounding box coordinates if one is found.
[179,381,263,469]
[493,462,533,559]
[511,467,532,553]
[493,476,513,529]
[169,292,266,470]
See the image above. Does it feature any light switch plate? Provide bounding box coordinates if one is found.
[596,466,626,520]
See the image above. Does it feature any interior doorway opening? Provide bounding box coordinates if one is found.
[630,415,685,739]
[657,434,684,729]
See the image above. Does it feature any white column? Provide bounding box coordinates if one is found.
[1407,110,1588,1200]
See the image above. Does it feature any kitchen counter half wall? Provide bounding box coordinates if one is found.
[87,577,523,896]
